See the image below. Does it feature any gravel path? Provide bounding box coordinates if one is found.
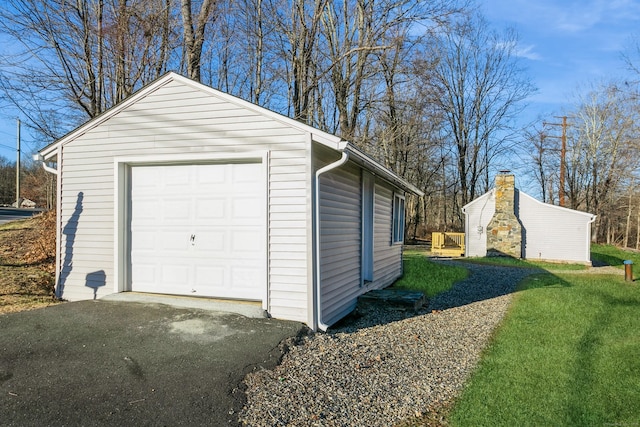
[239,261,540,427]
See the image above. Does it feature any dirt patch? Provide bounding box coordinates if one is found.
[0,211,58,314]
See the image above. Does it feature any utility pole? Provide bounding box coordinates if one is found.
[560,116,567,208]
[16,118,20,207]
[543,116,569,207]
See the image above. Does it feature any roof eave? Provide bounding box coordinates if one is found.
[342,143,423,196]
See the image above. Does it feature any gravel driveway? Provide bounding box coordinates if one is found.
[239,261,540,426]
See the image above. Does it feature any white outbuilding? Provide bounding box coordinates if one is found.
[37,72,423,331]
[463,173,596,264]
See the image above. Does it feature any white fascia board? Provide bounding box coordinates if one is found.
[518,190,595,219]
[462,190,494,211]
[38,74,175,158]
[38,72,345,157]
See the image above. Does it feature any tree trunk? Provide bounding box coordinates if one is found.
[181,0,216,81]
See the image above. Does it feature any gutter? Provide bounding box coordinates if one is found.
[343,143,423,196]
[33,153,59,175]
[314,151,349,331]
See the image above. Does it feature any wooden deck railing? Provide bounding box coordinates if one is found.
[431,232,465,257]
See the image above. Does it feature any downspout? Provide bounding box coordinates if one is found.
[587,214,597,264]
[34,150,61,295]
[41,162,58,176]
[314,151,349,331]
[461,206,468,257]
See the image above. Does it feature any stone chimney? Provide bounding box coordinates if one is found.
[486,172,522,257]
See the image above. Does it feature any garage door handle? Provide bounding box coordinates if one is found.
[190,234,196,245]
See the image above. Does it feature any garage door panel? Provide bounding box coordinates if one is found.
[231,265,263,291]
[196,164,227,184]
[231,230,262,253]
[232,197,263,220]
[132,231,156,250]
[195,197,227,220]
[158,230,192,251]
[163,199,192,222]
[132,263,156,285]
[164,165,191,187]
[130,162,265,300]
[233,163,261,182]
[192,230,226,252]
[161,263,191,287]
[130,198,159,222]
[132,167,162,189]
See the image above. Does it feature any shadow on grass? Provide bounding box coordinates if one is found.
[331,257,571,333]
[567,289,640,425]
[426,260,566,311]
[590,244,640,269]
[591,253,625,267]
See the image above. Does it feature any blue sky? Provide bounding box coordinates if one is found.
[1,0,639,163]
[482,0,640,123]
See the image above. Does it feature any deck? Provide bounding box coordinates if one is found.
[431,232,465,257]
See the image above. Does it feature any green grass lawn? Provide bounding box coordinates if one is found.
[462,256,588,271]
[449,247,640,426]
[592,243,640,268]
[393,249,467,297]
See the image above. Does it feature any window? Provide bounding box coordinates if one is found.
[392,194,405,244]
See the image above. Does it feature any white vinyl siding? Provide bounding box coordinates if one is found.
[463,191,495,257]
[463,189,593,263]
[517,191,593,263]
[57,78,311,322]
[372,183,403,287]
[316,145,405,326]
[316,149,362,326]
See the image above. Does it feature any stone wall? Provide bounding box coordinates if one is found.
[486,174,522,257]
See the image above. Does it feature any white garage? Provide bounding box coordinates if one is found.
[37,72,423,330]
[129,162,266,300]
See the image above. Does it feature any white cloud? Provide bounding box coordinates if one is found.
[516,45,542,61]
[485,0,640,34]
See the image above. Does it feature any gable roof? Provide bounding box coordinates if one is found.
[38,72,422,196]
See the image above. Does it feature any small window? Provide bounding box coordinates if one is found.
[392,194,405,244]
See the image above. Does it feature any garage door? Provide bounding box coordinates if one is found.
[129,162,266,300]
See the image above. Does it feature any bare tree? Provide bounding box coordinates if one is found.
[320,0,461,141]
[269,0,328,123]
[180,0,217,82]
[0,0,178,139]
[422,14,535,212]
[564,82,640,242]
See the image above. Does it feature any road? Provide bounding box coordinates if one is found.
[0,207,43,225]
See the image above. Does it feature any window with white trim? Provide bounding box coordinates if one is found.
[392,194,405,244]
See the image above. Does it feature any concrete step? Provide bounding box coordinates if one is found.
[358,288,426,312]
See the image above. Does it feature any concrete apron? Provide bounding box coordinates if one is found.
[101,292,267,319]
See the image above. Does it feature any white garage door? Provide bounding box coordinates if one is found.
[129,162,266,300]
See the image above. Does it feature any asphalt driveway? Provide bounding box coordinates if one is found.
[0,300,306,426]
[0,207,42,225]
